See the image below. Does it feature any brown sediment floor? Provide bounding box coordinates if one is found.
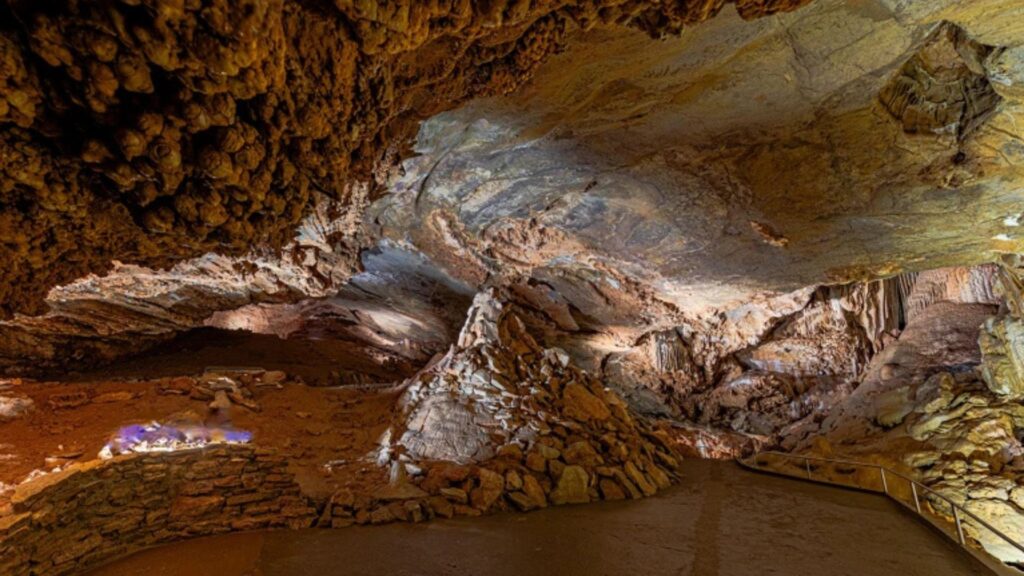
[0,347,407,501]
[62,328,419,386]
[90,459,987,576]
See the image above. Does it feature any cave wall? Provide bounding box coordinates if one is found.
[3,0,1022,384]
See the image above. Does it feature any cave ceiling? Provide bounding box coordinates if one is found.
[373,0,1024,325]
[0,0,1023,377]
[0,0,811,320]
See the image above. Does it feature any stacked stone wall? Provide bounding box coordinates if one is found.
[0,445,314,576]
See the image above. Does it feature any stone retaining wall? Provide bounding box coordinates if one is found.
[0,445,315,576]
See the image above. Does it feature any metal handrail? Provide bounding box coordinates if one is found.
[742,451,1024,572]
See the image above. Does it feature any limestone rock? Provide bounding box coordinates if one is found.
[439,488,468,505]
[506,491,536,511]
[0,396,32,421]
[562,384,612,422]
[522,475,548,509]
[563,441,604,467]
[625,461,657,497]
[470,469,505,511]
[873,387,913,428]
[505,470,523,491]
[599,479,627,501]
[550,466,590,505]
[979,315,1024,397]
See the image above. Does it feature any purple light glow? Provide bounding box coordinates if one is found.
[99,421,253,458]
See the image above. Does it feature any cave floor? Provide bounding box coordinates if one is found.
[0,373,400,500]
[64,327,418,386]
[91,459,987,576]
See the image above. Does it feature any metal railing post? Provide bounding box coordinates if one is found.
[954,507,966,546]
[880,467,888,495]
[911,481,921,513]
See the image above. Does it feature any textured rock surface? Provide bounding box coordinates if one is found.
[763,262,1024,563]
[0,445,312,576]
[206,241,476,367]
[365,289,680,516]
[0,0,811,319]
[372,0,1024,323]
[0,191,368,374]
[1,0,1024,568]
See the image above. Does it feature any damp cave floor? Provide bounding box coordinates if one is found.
[90,459,988,576]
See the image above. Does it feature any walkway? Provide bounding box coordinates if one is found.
[92,459,989,576]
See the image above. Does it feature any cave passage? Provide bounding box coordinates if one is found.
[91,460,987,576]
[2,0,1024,574]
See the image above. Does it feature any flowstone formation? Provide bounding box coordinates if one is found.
[761,263,1024,563]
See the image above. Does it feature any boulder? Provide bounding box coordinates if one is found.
[625,461,657,497]
[505,470,523,491]
[563,383,611,422]
[599,478,626,501]
[522,474,548,508]
[470,469,504,510]
[550,465,590,505]
[507,491,536,511]
[440,487,469,504]
[563,441,604,467]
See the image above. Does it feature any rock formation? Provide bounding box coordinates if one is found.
[2,0,1024,571]
[0,0,812,320]
[360,289,680,519]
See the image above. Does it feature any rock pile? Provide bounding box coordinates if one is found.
[878,369,1024,563]
[323,290,680,525]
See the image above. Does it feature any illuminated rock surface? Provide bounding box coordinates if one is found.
[0,0,811,319]
[2,0,1024,573]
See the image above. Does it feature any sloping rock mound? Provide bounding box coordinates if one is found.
[354,289,680,519]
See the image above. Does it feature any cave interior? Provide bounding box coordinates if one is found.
[2,0,1024,574]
